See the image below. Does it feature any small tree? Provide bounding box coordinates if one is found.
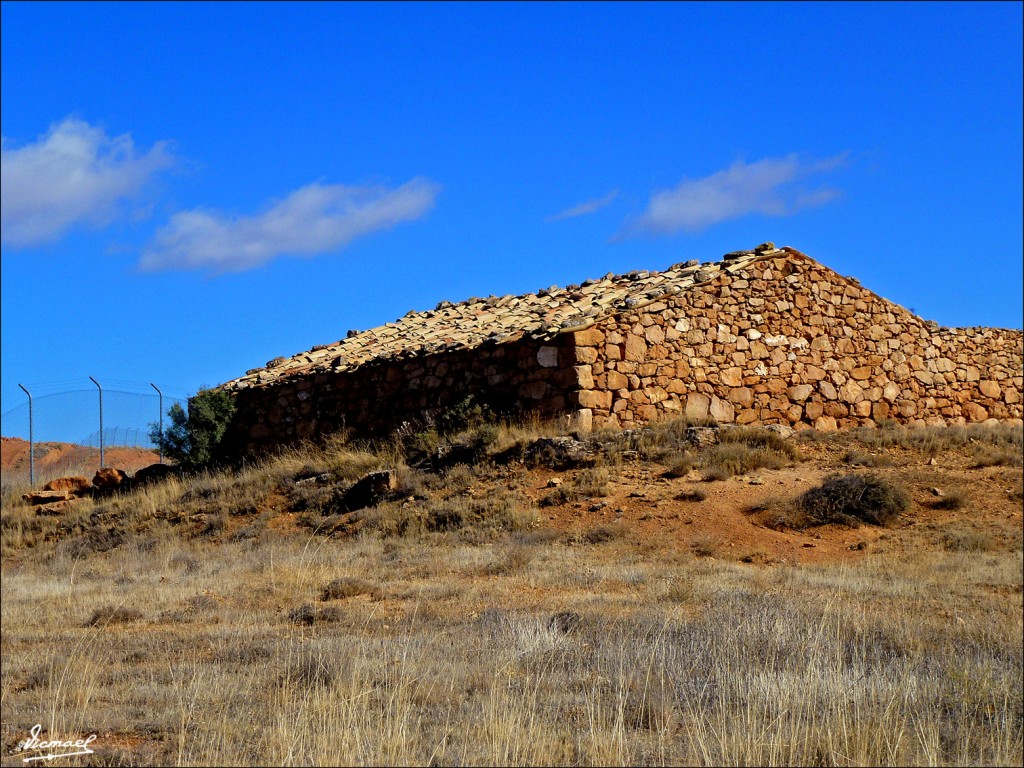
[149,389,237,471]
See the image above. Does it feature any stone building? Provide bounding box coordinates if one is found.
[218,243,1023,455]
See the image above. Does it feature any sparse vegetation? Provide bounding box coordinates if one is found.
[2,416,1022,766]
[663,452,697,478]
[930,490,967,510]
[320,577,382,601]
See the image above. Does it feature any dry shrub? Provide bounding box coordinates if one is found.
[547,611,583,635]
[930,491,967,510]
[574,467,610,497]
[971,446,1023,468]
[663,452,697,478]
[843,450,894,467]
[675,488,707,502]
[691,534,721,557]
[745,498,811,530]
[281,656,335,689]
[287,603,344,625]
[320,577,382,601]
[579,524,626,545]
[700,443,789,480]
[540,485,571,507]
[720,427,800,458]
[85,606,144,627]
[940,525,995,552]
[623,681,675,731]
[441,464,476,493]
[510,528,560,546]
[482,544,537,576]
[366,492,536,539]
[798,473,909,527]
[848,422,1023,458]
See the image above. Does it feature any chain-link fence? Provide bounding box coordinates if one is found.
[1,381,190,489]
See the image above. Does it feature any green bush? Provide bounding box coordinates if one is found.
[798,473,909,527]
[437,395,494,436]
[149,388,237,471]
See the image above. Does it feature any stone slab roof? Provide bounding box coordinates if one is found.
[221,242,789,391]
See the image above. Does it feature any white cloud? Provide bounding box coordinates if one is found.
[547,190,618,221]
[1,117,174,247]
[623,153,847,236]
[139,178,441,273]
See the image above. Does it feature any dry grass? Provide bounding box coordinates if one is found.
[2,419,1022,766]
[803,421,1023,458]
[4,529,1019,766]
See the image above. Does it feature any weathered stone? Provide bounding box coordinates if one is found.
[574,365,594,390]
[572,328,604,347]
[810,336,833,352]
[337,470,398,512]
[720,367,744,387]
[839,380,865,404]
[709,396,735,423]
[23,489,74,505]
[684,393,711,420]
[93,467,129,492]
[624,334,647,362]
[962,402,988,422]
[577,389,612,409]
[979,380,1001,399]
[786,384,813,402]
[729,387,754,407]
[537,346,559,367]
[133,463,176,486]
[814,415,838,432]
[42,476,91,495]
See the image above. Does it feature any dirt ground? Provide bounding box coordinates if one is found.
[514,452,1021,567]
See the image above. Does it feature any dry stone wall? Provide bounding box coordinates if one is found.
[221,245,1022,456]
[225,335,578,455]
[569,251,1023,431]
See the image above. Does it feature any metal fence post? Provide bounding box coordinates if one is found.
[89,376,104,468]
[150,383,164,463]
[17,384,34,486]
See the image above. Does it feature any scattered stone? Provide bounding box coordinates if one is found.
[523,436,596,470]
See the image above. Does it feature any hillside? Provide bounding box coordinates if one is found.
[1,436,160,484]
[1,418,1021,765]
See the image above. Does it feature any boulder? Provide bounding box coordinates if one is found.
[23,489,74,505]
[93,467,129,492]
[133,463,176,486]
[42,476,92,495]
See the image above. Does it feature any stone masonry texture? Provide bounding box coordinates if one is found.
[218,244,1023,456]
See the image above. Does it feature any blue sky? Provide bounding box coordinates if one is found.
[2,1,1022,439]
